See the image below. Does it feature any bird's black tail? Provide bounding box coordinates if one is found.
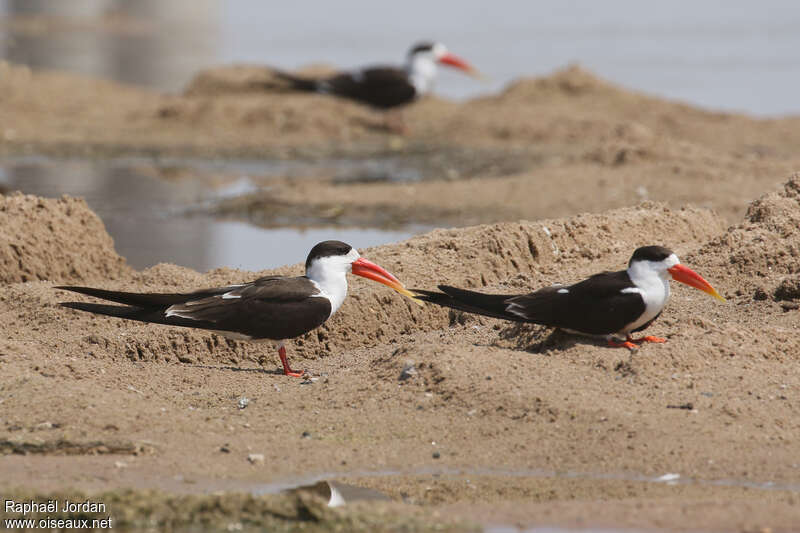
[273,70,320,92]
[58,301,213,330]
[413,285,527,322]
[55,286,190,308]
[60,302,152,319]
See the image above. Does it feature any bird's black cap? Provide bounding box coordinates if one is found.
[629,245,674,266]
[408,41,436,56]
[305,240,354,269]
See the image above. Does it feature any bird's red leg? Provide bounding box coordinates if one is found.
[278,344,304,378]
[608,338,639,350]
[626,335,667,344]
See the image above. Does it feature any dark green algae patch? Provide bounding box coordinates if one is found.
[0,488,479,532]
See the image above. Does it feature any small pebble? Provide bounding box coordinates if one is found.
[301,431,312,439]
[237,397,249,409]
[666,402,694,410]
[432,451,441,459]
[399,361,417,381]
[655,473,680,483]
[247,453,265,465]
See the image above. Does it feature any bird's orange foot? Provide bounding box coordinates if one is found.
[627,335,667,344]
[608,339,638,350]
[278,345,305,378]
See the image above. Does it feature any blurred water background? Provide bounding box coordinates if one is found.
[1,0,798,271]
[2,0,798,115]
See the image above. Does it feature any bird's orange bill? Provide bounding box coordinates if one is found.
[668,264,726,301]
[438,52,486,80]
[352,258,424,306]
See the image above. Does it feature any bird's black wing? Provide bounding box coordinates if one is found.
[413,286,529,322]
[58,276,332,341]
[273,70,320,92]
[321,67,417,108]
[506,270,646,335]
[55,285,231,308]
[416,270,647,336]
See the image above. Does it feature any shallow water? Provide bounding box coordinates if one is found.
[251,466,800,497]
[254,466,798,532]
[485,529,652,533]
[0,156,420,271]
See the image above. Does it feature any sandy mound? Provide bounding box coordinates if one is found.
[183,65,294,97]
[0,61,157,154]
[705,174,800,276]
[183,64,339,97]
[0,193,130,284]
[688,173,800,303]
[0,198,724,370]
[464,65,800,156]
[1,60,798,164]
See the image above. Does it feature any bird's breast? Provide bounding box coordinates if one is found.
[620,276,670,333]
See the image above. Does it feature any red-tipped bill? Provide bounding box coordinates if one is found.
[668,264,725,301]
[352,257,423,306]
[438,52,485,79]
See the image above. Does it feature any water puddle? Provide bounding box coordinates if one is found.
[485,528,656,533]
[0,155,424,271]
[252,466,800,497]
[285,480,390,508]
[487,529,653,533]
[247,467,797,532]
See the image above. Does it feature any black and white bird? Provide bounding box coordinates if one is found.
[57,241,421,377]
[276,41,481,111]
[414,246,724,349]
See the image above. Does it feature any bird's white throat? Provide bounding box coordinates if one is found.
[305,248,360,316]
[620,253,679,334]
[406,54,437,95]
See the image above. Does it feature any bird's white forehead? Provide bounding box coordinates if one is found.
[311,247,360,266]
[665,253,680,268]
[432,42,447,58]
[636,253,680,270]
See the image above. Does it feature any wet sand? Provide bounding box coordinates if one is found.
[2,61,800,531]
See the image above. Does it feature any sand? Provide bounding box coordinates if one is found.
[0,193,131,284]
[1,59,800,532]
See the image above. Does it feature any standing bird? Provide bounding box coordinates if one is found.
[414,246,725,349]
[57,241,421,377]
[275,41,481,130]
